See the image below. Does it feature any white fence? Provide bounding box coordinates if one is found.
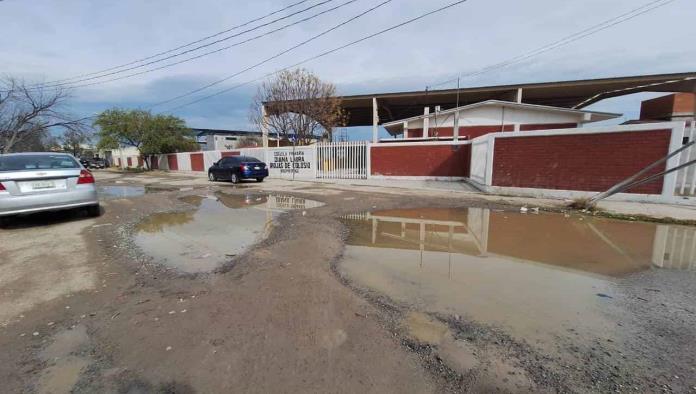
[316,141,368,179]
[675,121,696,197]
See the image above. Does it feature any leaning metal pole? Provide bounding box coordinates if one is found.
[587,140,695,205]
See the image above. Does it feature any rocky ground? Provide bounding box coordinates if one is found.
[0,171,695,393]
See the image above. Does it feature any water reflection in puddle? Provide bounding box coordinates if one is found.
[98,185,146,198]
[135,193,323,273]
[339,208,696,347]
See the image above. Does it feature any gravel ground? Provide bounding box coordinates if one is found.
[0,171,694,393]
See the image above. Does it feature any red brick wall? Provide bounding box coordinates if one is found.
[167,155,178,171]
[405,123,573,140]
[150,156,159,170]
[371,144,471,177]
[137,157,144,167]
[519,123,576,131]
[460,125,514,139]
[190,153,204,172]
[221,151,240,157]
[491,130,672,194]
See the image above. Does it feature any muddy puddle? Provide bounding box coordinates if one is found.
[135,193,323,273]
[98,185,171,199]
[339,208,696,352]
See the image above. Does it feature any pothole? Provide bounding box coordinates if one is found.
[338,207,695,355]
[134,192,323,273]
[97,185,171,199]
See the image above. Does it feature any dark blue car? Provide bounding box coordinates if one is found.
[208,156,269,183]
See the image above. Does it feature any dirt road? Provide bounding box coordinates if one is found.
[1,171,695,393]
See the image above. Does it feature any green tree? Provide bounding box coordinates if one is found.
[94,109,196,169]
[60,128,93,156]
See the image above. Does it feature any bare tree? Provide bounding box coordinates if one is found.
[60,128,93,156]
[250,68,345,145]
[0,77,88,153]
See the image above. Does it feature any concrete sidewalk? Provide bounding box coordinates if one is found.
[95,170,696,223]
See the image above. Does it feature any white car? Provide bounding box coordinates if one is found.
[0,153,100,223]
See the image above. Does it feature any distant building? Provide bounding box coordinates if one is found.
[194,128,279,151]
[639,93,695,122]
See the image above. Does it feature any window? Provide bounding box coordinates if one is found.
[221,157,238,166]
[0,154,80,172]
[225,137,238,141]
[239,156,261,163]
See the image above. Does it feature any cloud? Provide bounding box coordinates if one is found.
[3,0,693,134]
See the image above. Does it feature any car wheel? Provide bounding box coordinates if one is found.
[230,172,239,184]
[256,178,264,182]
[86,204,101,217]
[208,172,217,181]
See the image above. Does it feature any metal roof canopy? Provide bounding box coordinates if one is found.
[265,72,696,127]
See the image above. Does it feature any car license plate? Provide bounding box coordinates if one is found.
[18,179,67,193]
[32,181,55,190]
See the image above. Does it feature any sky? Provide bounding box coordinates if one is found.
[1,0,695,141]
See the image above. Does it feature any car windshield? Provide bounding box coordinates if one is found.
[240,156,261,163]
[0,154,80,172]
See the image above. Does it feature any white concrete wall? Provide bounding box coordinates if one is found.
[176,152,192,172]
[239,147,266,162]
[154,146,317,179]
[470,136,492,185]
[405,105,584,130]
[111,146,142,168]
[156,155,169,170]
[203,151,221,170]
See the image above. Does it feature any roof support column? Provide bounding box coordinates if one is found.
[261,104,269,148]
[403,121,408,139]
[372,97,379,143]
[453,110,460,142]
[515,88,523,103]
[422,107,430,138]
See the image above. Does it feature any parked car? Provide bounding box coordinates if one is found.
[78,157,107,169]
[208,156,268,183]
[0,153,100,223]
[79,157,91,168]
[89,158,107,169]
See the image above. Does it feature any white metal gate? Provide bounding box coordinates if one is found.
[316,141,368,179]
[652,225,696,270]
[675,121,696,197]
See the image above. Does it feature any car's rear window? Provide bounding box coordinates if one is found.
[0,154,80,171]
[240,156,261,163]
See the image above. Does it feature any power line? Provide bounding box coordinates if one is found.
[428,0,677,90]
[150,0,393,108]
[161,0,470,113]
[35,0,342,89]
[29,0,314,88]
[61,0,368,93]
[41,0,363,91]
